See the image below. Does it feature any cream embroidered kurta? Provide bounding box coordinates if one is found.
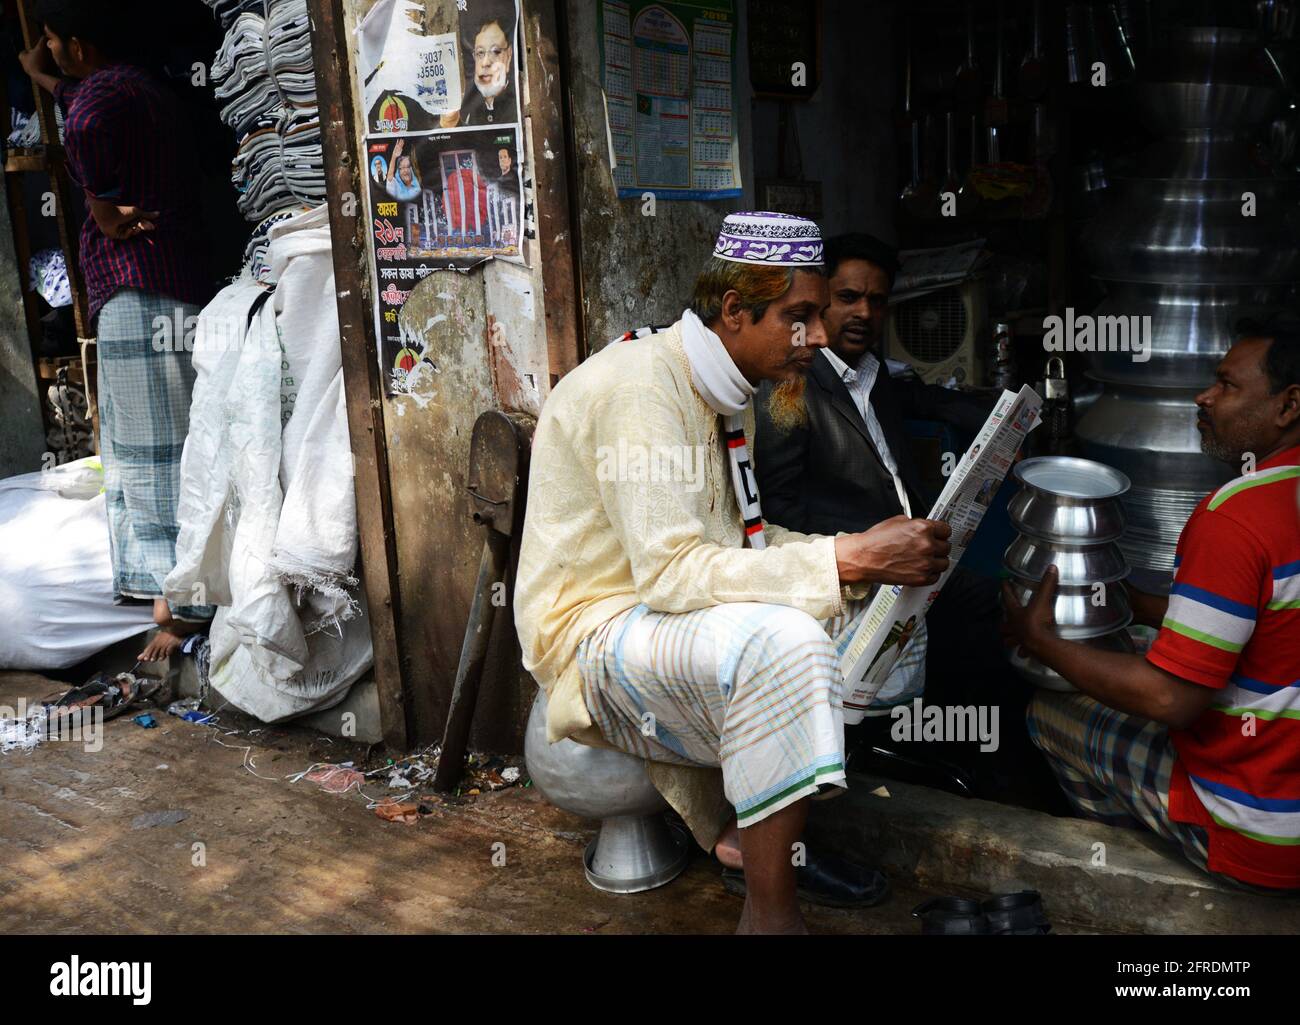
[514,319,857,846]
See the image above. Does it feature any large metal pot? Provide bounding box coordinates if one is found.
[1004,535,1130,586]
[1135,80,1285,133]
[1008,456,1130,544]
[1003,578,1134,639]
[1141,27,1286,88]
[524,690,689,894]
[1084,279,1294,387]
[1081,178,1300,283]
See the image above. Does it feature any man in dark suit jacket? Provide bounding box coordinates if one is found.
[755,232,991,536]
[755,233,1002,710]
[753,233,1064,813]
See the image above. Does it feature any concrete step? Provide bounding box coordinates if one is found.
[806,773,1300,935]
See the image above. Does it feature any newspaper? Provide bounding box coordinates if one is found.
[839,385,1044,724]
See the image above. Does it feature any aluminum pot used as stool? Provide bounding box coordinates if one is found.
[524,689,690,894]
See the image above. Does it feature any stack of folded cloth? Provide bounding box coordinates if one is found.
[201,0,266,32]
[212,1,316,136]
[231,106,326,222]
[206,0,325,233]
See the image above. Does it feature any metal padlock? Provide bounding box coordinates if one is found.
[1043,356,1069,401]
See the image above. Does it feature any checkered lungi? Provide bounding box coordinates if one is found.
[578,598,926,828]
[1026,690,1211,869]
[97,288,214,622]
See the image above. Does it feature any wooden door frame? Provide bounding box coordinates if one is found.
[308,0,411,752]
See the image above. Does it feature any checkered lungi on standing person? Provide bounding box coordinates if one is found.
[1026,690,1212,869]
[579,597,925,828]
[96,288,214,622]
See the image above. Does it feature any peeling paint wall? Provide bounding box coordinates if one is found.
[563,0,755,347]
[563,0,896,347]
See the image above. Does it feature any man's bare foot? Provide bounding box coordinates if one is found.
[138,628,185,663]
[715,818,743,870]
[138,600,202,662]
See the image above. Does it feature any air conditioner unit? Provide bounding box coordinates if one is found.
[886,278,987,386]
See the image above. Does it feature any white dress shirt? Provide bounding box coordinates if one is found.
[820,348,913,518]
[818,347,927,709]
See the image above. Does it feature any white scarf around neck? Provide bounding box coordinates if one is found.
[680,308,755,416]
[678,309,766,549]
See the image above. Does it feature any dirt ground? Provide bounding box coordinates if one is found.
[0,671,941,935]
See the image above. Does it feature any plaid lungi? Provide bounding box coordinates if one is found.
[97,288,214,622]
[1026,690,1210,870]
[579,598,922,828]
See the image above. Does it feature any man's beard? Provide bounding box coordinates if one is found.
[1199,406,1272,464]
[767,376,809,433]
[476,73,507,101]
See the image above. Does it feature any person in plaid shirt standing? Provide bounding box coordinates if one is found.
[21,1,215,660]
[1005,315,1300,892]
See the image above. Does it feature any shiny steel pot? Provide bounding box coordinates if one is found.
[1085,279,1295,387]
[524,690,689,894]
[1003,577,1134,639]
[1142,27,1286,89]
[1003,535,1129,586]
[1008,457,1130,543]
[1135,81,1285,133]
[1109,132,1295,186]
[1081,179,1300,284]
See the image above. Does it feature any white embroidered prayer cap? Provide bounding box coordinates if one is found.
[712,211,825,267]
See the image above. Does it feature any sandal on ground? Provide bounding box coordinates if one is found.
[43,672,163,722]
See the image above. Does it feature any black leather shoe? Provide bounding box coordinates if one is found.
[982,890,1051,935]
[910,892,1053,935]
[721,849,891,908]
[911,896,989,934]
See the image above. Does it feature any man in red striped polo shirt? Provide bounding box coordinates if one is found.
[1004,316,1300,892]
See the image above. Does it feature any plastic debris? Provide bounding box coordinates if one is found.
[166,698,216,725]
[301,764,367,794]
[373,801,429,824]
[0,706,48,754]
[133,714,158,729]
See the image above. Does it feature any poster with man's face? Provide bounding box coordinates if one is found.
[362,0,520,136]
[356,0,526,391]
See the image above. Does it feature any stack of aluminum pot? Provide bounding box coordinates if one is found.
[1076,15,1300,593]
[1004,456,1136,692]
